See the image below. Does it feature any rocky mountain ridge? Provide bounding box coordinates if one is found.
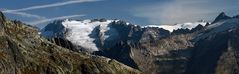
[0,11,140,74]
[1,9,239,74]
[41,12,239,74]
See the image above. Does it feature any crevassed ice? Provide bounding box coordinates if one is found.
[62,19,113,52]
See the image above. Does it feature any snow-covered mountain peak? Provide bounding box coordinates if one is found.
[41,18,214,53]
[62,19,117,52]
[194,17,239,41]
[143,22,207,32]
[206,18,239,33]
[41,19,123,52]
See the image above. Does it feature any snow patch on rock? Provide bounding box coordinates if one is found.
[144,22,207,32]
[196,18,239,40]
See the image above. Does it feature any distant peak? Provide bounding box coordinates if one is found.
[233,15,239,18]
[219,12,226,16]
[217,12,230,18]
[144,22,207,32]
[205,22,211,26]
[212,12,231,24]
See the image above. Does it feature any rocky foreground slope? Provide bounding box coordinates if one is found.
[0,12,140,74]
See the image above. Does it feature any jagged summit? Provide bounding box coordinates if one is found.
[212,12,232,24]
[205,22,210,26]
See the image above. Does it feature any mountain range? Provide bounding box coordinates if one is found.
[1,10,239,74]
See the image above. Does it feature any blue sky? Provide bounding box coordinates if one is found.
[0,0,239,28]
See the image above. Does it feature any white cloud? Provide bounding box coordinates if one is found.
[2,0,101,13]
[1,8,46,20]
[28,14,85,25]
[1,0,101,20]
[1,0,100,26]
[132,0,239,24]
[4,11,46,20]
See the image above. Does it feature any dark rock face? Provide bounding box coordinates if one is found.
[212,12,232,24]
[91,18,107,22]
[0,12,141,74]
[48,38,79,51]
[172,28,191,35]
[94,41,139,69]
[191,24,204,32]
[0,11,6,27]
[187,28,239,74]
[233,15,239,19]
[108,21,145,43]
[171,24,206,35]
[140,27,170,43]
[0,11,5,22]
[41,20,66,38]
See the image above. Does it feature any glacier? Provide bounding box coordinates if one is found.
[41,19,206,52]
